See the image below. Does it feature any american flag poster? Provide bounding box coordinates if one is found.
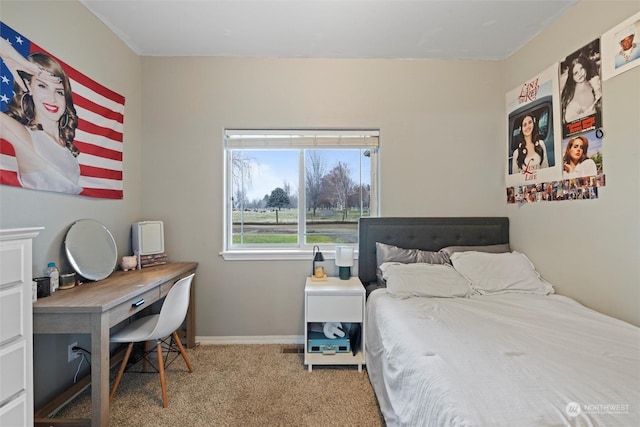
[1,22,125,199]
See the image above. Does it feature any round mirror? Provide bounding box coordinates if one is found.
[65,219,118,281]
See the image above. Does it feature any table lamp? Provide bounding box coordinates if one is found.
[312,245,326,280]
[335,246,354,280]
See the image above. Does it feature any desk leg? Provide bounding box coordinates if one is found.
[186,274,196,348]
[90,313,110,427]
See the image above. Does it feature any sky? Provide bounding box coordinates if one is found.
[243,151,298,201]
[236,149,371,202]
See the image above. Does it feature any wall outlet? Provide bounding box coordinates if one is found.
[68,341,79,362]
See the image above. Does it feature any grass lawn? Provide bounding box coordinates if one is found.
[232,208,365,224]
[232,208,366,244]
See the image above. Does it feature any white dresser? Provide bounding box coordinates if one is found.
[0,228,42,427]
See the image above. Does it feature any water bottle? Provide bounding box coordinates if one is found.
[46,262,59,293]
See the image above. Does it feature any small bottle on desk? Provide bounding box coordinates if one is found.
[46,262,59,294]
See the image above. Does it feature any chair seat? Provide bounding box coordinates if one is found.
[111,314,160,343]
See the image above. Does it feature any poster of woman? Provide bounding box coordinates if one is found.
[560,129,603,180]
[0,22,126,199]
[505,64,562,188]
[558,38,602,139]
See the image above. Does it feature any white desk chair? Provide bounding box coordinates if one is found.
[109,273,195,408]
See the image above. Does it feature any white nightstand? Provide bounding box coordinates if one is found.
[304,276,365,372]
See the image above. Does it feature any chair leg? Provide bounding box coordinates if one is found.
[172,331,194,373]
[156,341,168,408]
[142,340,149,372]
[110,342,134,403]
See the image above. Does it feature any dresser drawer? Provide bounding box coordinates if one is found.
[0,392,27,426]
[109,288,160,327]
[0,286,23,344]
[307,295,363,322]
[0,340,26,403]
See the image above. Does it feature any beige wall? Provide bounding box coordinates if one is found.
[504,0,640,326]
[1,0,143,406]
[140,57,507,337]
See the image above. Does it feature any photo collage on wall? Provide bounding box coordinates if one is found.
[505,11,640,204]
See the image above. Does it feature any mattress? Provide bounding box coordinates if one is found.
[365,290,640,426]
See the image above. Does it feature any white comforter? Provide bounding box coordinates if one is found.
[365,290,640,427]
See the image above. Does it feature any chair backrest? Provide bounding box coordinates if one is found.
[149,273,195,340]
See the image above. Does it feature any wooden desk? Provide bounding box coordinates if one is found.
[33,262,198,427]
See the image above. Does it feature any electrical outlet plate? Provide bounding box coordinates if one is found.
[68,341,79,362]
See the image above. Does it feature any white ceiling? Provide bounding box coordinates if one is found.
[80,0,579,60]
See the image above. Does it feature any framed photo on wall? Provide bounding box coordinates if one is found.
[601,11,640,81]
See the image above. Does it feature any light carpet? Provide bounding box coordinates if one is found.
[55,344,385,426]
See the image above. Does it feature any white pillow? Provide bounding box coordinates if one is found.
[450,251,554,295]
[380,262,472,298]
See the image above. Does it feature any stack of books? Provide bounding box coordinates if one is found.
[139,252,168,268]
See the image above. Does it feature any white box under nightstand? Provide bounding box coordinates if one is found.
[304,276,365,372]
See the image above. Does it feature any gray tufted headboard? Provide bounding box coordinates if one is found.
[358,217,509,285]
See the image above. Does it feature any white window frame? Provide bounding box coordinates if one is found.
[222,129,379,260]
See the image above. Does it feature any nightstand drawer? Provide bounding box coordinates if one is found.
[307,295,362,322]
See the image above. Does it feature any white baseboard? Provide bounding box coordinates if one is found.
[196,335,304,345]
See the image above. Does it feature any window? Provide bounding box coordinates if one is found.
[223,130,379,259]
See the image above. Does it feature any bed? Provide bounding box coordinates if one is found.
[359,217,639,427]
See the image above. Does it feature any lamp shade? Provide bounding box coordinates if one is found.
[335,246,354,267]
